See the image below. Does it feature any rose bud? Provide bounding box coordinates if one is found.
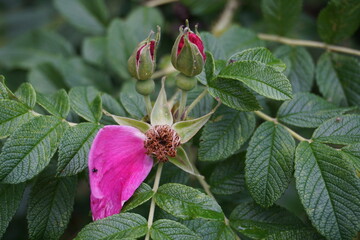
[128,28,160,81]
[171,21,206,77]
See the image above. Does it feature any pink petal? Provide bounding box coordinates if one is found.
[88,125,153,220]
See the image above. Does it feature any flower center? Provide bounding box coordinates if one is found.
[144,125,181,162]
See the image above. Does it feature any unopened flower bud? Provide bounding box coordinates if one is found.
[171,21,206,77]
[175,73,197,91]
[136,79,155,96]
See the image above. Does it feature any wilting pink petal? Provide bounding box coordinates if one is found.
[88,125,153,220]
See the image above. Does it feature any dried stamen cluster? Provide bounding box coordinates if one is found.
[144,125,181,162]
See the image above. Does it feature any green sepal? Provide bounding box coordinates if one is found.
[150,77,173,126]
[173,101,221,143]
[103,110,151,133]
[168,146,200,177]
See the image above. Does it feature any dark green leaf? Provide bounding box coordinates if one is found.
[316,53,360,107]
[317,0,360,43]
[200,32,225,60]
[82,36,107,68]
[199,106,255,161]
[208,77,261,111]
[151,219,200,240]
[57,123,100,177]
[312,115,360,144]
[245,121,295,207]
[122,183,154,212]
[120,91,146,120]
[277,92,352,128]
[209,155,245,195]
[274,46,315,93]
[27,171,77,240]
[294,142,360,240]
[219,26,265,59]
[15,83,36,109]
[0,183,26,238]
[218,61,292,100]
[37,89,70,119]
[0,116,68,184]
[341,144,360,172]
[183,219,237,240]
[229,47,286,72]
[74,213,148,240]
[261,0,302,35]
[204,51,215,85]
[69,87,102,123]
[0,100,34,138]
[0,77,9,99]
[101,93,126,117]
[54,0,108,35]
[154,183,224,220]
[186,88,215,118]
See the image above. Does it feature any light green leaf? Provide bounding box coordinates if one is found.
[168,146,198,177]
[199,106,255,161]
[0,183,26,239]
[274,46,315,93]
[57,123,101,177]
[294,142,360,240]
[82,36,107,68]
[27,170,77,240]
[312,115,360,144]
[151,78,173,126]
[69,87,102,123]
[182,219,237,240]
[0,99,34,138]
[229,47,286,72]
[341,144,360,172]
[151,219,200,240]
[245,121,295,207]
[209,155,245,195]
[0,116,67,184]
[219,25,265,59]
[154,183,224,220]
[208,77,261,111]
[120,91,146,120]
[317,0,360,43]
[37,89,70,119]
[277,92,352,128]
[218,61,292,100]
[261,0,302,36]
[122,183,154,212]
[74,213,148,240]
[15,83,36,109]
[54,0,108,35]
[316,53,360,107]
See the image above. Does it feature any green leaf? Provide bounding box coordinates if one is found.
[218,61,292,100]
[199,106,256,161]
[186,88,215,118]
[277,92,352,128]
[69,87,102,123]
[316,53,360,107]
[245,121,295,207]
[204,51,215,84]
[209,155,245,195]
[0,116,67,184]
[74,213,148,240]
[27,170,77,240]
[208,77,261,111]
[229,47,286,72]
[341,144,360,172]
[120,91,146,120]
[151,219,200,240]
[317,0,360,43]
[0,183,26,238]
[230,202,313,239]
[106,19,136,79]
[15,83,36,109]
[154,183,224,220]
[37,89,70,119]
[0,77,9,99]
[122,183,154,212]
[183,219,237,240]
[312,115,360,144]
[294,142,360,240]
[54,0,108,35]
[200,32,226,60]
[274,46,315,93]
[219,25,265,59]
[101,93,126,117]
[261,0,302,36]
[0,99,34,138]
[82,36,107,68]
[57,123,101,177]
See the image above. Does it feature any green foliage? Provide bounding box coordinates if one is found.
[183,219,237,240]
[122,183,154,212]
[69,87,102,123]
[150,219,200,240]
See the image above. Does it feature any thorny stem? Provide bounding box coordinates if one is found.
[254,111,312,143]
[145,162,163,240]
[211,0,239,36]
[144,95,153,117]
[177,90,188,121]
[258,33,360,57]
[184,88,208,119]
